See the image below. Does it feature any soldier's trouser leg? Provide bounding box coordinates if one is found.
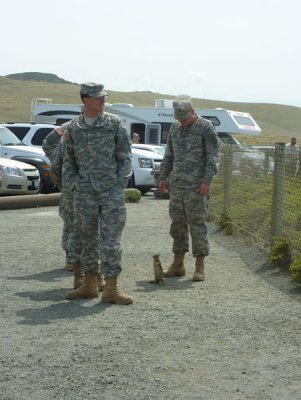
[59,193,69,254]
[74,187,126,275]
[64,190,81,266]
[74,191,100,274]
[169,190,209,256]
[61,217,69,253]
[184,193,209,256]
[59,191,74,270]
[169,191,189,254]
[99,187,127,277]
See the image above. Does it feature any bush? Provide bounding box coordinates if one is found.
[269,237,291,268]
[125,188,141,203]
[217,212,233,236]
[289,255,301,285]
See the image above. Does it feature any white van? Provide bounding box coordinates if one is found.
[31,98,262,147]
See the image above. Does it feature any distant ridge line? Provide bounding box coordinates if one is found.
[5,72,74,84]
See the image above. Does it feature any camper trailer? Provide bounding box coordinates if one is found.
[31,98,262,146]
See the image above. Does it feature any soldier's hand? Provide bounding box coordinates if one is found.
[55,127,63,136]
[198,182,210,197]
[159,179,168,193]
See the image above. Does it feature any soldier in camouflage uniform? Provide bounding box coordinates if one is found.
[159,95,219,281]
[42,126,76,271]
[43,125,87,290]
[62,83,133,305]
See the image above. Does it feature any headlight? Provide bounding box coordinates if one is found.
[138,158,153,168]
[0,165,22,176]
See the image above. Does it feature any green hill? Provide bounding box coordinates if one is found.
[0,73,300,144]
[5,72,72,84]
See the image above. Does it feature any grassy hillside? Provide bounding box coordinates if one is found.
[0,75,300,144]
[5,72,72,84]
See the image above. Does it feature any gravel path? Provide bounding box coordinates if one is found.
[0,194,300,400]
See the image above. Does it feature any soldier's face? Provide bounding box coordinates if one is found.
[179,111,196,127]
[84,96,106,114]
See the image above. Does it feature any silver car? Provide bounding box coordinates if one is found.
[0,157,40,195]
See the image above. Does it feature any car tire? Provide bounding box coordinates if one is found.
[135,186,150,195]
[127,175,135,189]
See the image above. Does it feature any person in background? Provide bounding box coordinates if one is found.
[62,82,133,305]
[285,137,300,176]
[159,95,219,282]
[42,126,77,272]
[131,132,140,144]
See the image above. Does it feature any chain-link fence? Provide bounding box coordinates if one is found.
[209,144,301,257]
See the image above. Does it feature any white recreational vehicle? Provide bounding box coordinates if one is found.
[31,98,262,146]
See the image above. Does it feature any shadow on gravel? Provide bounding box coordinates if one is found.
[15,298,113,326]
[7,268,70,283]
[16,288,71,301]
[254,261,301,300]
[210,227,301,302]
[134,278,195,292]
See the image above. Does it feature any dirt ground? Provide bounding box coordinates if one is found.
[0,193,300,400]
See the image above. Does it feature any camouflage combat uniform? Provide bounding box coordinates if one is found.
[42,127,80,264]
[50,131,82,265]
[159,116,218,256]
[63,112,132,276]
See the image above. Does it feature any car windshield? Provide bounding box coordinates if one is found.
[218,133,243,148]
[0,126,23,146]
[152,147,165,156]
[132,145,166,157]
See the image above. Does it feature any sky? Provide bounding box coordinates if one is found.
[1,0,300,107]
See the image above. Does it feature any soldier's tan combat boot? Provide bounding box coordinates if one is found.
[73,264,85,289]
[97,272,105,292]
[65,261,75,271]
[192,256,205,282]
[101,276,133,305]
[64,251,74,271]
[163,253,186,277]
[65,272,99,300]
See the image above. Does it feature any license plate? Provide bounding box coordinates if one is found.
[32,180,40,189]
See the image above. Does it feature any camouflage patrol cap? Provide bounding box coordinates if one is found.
[172,95,193,121]
[80,82,108,97]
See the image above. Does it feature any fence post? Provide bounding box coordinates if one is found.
[223,146,233,214]
[271,142,285,237]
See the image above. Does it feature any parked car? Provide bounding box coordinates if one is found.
[0,125,54,193]
[0,157,40,195]
[128,147,163,194]
[2,126,163,195]
[218,133,274,175]
[3,123,57,147]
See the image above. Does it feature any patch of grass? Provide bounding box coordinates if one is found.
[217,212,233,235]
[289,255,301,285]
[210,173,301,256]
[269,237,291,268]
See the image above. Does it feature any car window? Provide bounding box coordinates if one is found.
[32,128,54,145]
[0,126,23,145]
[218,133,242,147]
[5,126,30,141]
